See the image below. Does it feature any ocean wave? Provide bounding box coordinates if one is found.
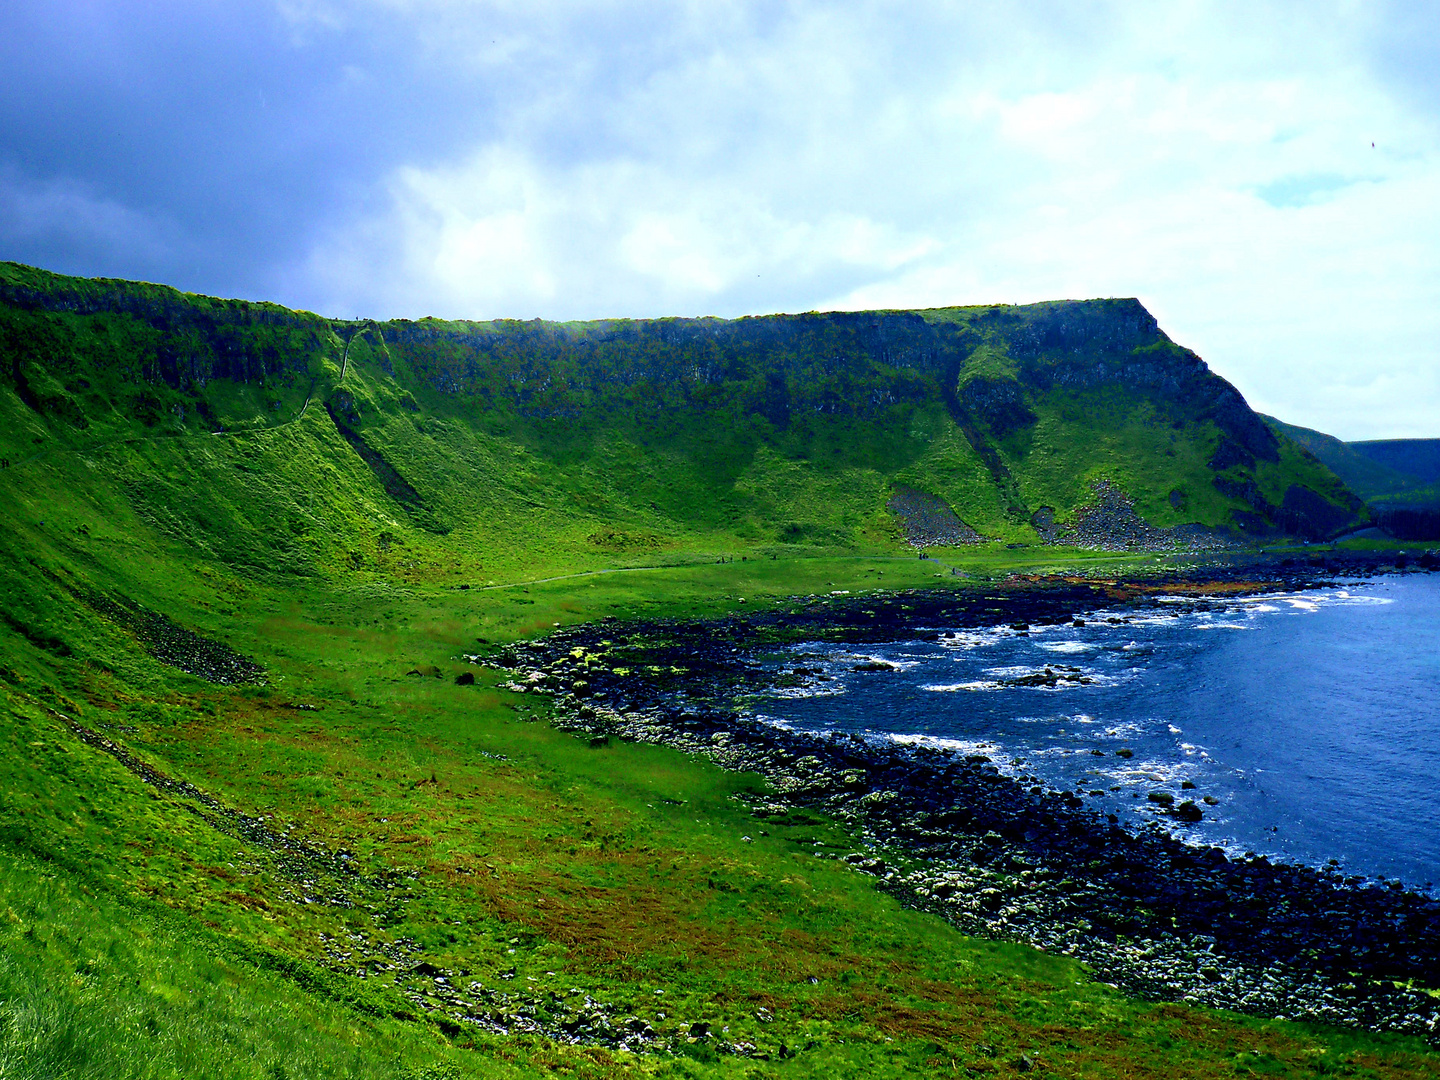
[1038,640,1094,654]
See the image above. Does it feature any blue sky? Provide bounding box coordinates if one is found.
[2,1,1437,439]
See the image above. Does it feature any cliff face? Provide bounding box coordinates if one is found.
[950,299,1274,463]
[0,262,1363,545]
[938,300,1357,540]
[0,262,329,393]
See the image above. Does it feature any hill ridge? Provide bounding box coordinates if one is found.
[1,261,1362,554]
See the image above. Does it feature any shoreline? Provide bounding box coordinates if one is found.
[484,552,1440,1040]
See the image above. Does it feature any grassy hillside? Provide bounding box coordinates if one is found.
[1261,417,1423,502]
[3,263,1431,1077]
[1348,439,1440,485]
[1261,419,1440,540]
[2,261,1363,565]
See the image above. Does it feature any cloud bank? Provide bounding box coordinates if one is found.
[1,1,1437,437]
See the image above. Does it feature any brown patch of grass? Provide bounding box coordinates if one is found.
[825,989,987,1043]
[220,890,272,911]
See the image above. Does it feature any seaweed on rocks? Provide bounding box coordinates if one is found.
[501,557,1440,1041]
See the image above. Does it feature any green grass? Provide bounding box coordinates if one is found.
[4,544,1437,1078]
[0,847,486,1080]
[2,514,1437,1076]
[0,264,1431,1076]
[1000,385,1227,526]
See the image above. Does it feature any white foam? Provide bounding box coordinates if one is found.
[1038,641,1093,654]
[887,732,996,756]
[938,631,1001,651]
[768,685,847,698]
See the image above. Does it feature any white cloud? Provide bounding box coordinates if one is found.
[288,0,1440,437]
[303,143,939,319]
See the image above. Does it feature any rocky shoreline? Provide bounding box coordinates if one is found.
[487,551,1440,1041]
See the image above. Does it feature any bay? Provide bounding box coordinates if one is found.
[748,573,1440,890]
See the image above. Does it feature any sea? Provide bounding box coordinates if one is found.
[747,573,1440,891]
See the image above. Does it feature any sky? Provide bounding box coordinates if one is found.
[1,1,1437,439]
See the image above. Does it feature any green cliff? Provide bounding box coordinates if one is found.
[0,262,1362,578]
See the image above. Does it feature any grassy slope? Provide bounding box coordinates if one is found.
[1,266,1432,1076]
[4,492,1435,1078]
[1262,417,1425,502]
[1347,440,1440,486]
[3,260,1364,556]
[1007,393,1357,531]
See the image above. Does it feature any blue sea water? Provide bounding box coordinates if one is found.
[749,574,1440,890]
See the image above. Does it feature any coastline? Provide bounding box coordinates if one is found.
[485,551,1440,1040]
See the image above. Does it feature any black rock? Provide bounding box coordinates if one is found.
[1175,801,1203,823]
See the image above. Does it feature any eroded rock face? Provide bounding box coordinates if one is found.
[0,272,329,390]
[1277,484,1365,540]
[887,484,982,547]
[1039,480,1230,553]
[987,298,1280,466]
[959,375,1036,436]
[1212,475,1363,542]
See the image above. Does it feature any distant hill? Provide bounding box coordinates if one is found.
[1260,418,1440,541]
[1261,416,1424,501]
[1348,439,1440,486]
[0,261,1364,572]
